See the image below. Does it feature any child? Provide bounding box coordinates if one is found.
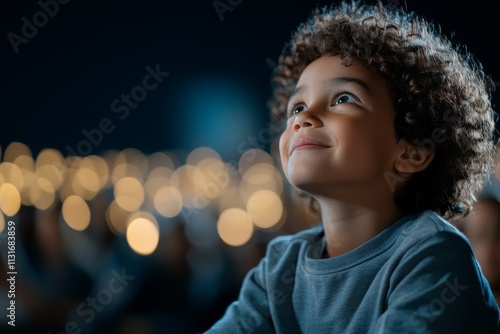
[205,1,500,332]
[458,196,500,306]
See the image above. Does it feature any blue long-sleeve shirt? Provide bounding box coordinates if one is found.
[205,210,500,333]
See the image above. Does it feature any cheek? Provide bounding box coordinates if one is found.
[279,130,291,178]
[278,132,289,168]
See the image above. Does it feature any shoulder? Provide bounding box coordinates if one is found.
[385,212,500,332]
[389,210,485,292]
[398,210,471,252]
[381,210,479,283]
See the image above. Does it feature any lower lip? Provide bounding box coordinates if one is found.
[293,145,329,151]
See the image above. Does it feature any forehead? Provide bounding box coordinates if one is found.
[295,55,384,86]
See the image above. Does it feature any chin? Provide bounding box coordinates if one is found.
[288,179,325,196]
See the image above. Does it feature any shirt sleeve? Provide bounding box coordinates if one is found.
[203,255,275,334]
[374,231,500,334]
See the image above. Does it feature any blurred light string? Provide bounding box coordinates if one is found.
[0,142,286,255]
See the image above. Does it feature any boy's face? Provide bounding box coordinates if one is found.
[279,55,401,198]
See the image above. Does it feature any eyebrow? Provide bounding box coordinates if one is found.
[289,76,371,101]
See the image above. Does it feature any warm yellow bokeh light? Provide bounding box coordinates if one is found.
[111,163,143,185]
[154,186,183,217]
[35,148,65,170]
[126,217,159,255]
[197,158,230,200]
[112,149,147,182]
[247,190,283,229]
[70,172,97,201]
[148,166,174,181]
[187,146,221,166]
[148,151,175,171]
[36,164,64,190]
[58,171,76,201]
[14,155,35,172]
[0,183,21,217]
[0,162,24,192]
[217,186,245,213]
[116,147,147,167]
[75,167,101,193]
[239,163,283,203]
[30,177,56,210]
[238,148,273,175]
[171,165,207,209]
[145,167,172,201]
[80,155,109,190]
[105,200,129,234]
[242,163,280,187]
[4,142,32,163]
[114,177,144,211]
[20,170,35,205]
[0,212,4,233]
[62,195,91,231]
[217,208,254,246]
[126,211,157,225]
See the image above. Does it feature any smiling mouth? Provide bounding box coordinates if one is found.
[291,138,331,153]
[293,144,330,152]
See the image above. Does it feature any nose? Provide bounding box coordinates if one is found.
[292,108,323,132]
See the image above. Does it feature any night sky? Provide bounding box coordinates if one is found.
[2,0,499,160]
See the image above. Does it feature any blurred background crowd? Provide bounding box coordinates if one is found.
[0,142,319,333]
[1,0,499,333]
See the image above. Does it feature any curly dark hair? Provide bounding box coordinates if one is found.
[269,0,497,220]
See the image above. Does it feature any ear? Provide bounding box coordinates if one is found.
[394,140,435,174]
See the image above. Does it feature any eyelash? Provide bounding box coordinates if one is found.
[287,90,358,117]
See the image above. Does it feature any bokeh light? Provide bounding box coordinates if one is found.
[114,177,145,212]
[239,162,283,203]
[30,177,56,210]
[0,162,24,192]
[126,217,160,255]
[217,208,254,246]
[62,195,91,231]
[171,165,207,209]
[0,183,21,217]
[0,212,4,233]
[246,190,283,229]
[0,141,295,256]
[4,141,32,163]
[154,186,183,218]
[106,200,129,235]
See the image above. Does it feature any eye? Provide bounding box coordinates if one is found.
[334,93,357,105]
[289,104,307,116]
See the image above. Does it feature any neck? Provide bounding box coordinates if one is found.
[316,186,402,258]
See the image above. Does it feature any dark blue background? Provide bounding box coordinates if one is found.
[2,0,499,158]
